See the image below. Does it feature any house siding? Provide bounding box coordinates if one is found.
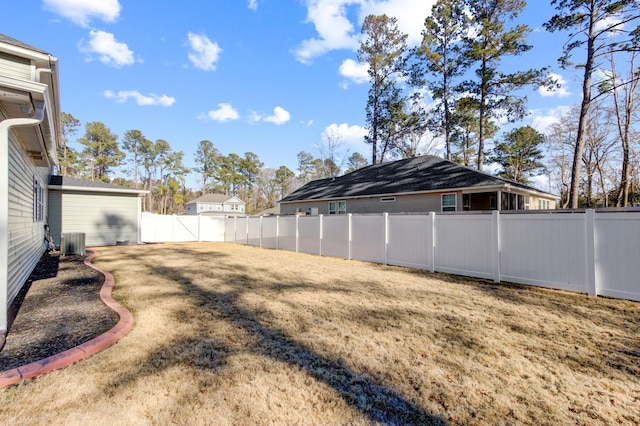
[49,192,140,246]
[0,52,31,81]
[281,192,456,215]
[7,128,49,308]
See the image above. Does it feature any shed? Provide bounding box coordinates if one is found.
[48,176,148,247]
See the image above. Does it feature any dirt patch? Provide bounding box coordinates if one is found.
[0,252,119,371]
[0,243,638,425]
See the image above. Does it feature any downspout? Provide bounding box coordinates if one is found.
[0,102,46,350]
[35,67,58,165]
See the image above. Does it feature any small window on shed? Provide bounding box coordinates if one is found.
[380,197,396,203]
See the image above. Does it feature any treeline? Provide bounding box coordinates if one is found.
[358,0,640,207]
[55,114,368,215]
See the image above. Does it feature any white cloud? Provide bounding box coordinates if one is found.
[202,103,240,122]
[249,106,291,125]
[81,31,134,67]
[248,0,258,11]
[294,0,436,63]
[104,90,175,106]
[187,33,222,71]
[539,73,571,97]
[264,106,291,125]
[322,123,367,148]
[529,105,571,133]
[293,0,361,64]
[358,0,436,46]
[43,0,121,27]
[339,58,369,84]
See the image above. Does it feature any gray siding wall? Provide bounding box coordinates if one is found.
[7,128,49,307]
[49,192,140,246]
[0,52,31,81]
[280,192,459,215]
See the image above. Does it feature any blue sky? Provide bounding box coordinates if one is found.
[2,0,578,190]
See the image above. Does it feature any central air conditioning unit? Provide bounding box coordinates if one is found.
[60,232,85,255]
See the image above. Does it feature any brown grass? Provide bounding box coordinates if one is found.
[1,242,638,425]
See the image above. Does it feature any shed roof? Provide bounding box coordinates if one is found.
[0,33,49,55]
[48,176,148,196]
[281,155,554,203]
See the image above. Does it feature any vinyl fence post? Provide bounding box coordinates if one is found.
[275,215,279,250]
[348,213,353,260]
[259,216,263,248]
[319,214,323,256]
[245,216,250,245]
[429,212,436,273]
[384,213,389,265]
[492,210,501,283]
[585,209,597,296]
[197,214,202,242]
[295,215,299,253]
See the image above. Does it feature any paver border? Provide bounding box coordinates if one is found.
[0,250,134,388]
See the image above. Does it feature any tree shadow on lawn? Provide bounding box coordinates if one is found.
[107,256,446,425]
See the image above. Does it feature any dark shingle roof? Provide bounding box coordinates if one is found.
[281,155,551,202]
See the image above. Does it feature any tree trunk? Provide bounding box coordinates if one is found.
[568,6,596,208]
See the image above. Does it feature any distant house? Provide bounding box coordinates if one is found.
[48,176,148,247]
[0,33,61,348]
[185,194,246,216]
[279,155,557,215]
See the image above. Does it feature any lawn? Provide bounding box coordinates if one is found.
[1,242,638,425]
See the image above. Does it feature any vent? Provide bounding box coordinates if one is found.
[60,233,85,255]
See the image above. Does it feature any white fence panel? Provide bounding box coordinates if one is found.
[248,217,262,247]
[198,216,226,242]
[322,215,350,259]
[224,217,236,242]
[298,216,321,255]
[234,217,249,244]
[435,214,494,279]
[278,216,297,252]
[594,212,640,301]
[500,214,588,292]
[141,214,200,242]
[351,215,385,263]
[262,217,278,249]
[387,214,432,269]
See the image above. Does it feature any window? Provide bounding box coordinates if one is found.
[380,197,396,203]
[33,176,44,222]
[538,199,550,210]
[462,194,471,211]
[329,200,346,214]
[441,193,457,212]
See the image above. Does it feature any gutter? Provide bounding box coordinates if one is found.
[0,103,46,350]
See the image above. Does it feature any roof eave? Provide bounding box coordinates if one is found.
[48,184,149,196]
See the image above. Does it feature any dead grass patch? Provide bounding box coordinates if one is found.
[1,242,638,425]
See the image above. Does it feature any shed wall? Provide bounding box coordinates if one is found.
[49,191,140,246]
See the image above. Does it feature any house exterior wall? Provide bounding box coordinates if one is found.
[6,128,49,308]
[280,192,458,215]
[0,51,31,81]
[48,191,141,246]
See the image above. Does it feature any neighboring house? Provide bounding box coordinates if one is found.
[0,34,61,348]
[185,194,246,216]
[280,155,557,215]
[48,176,149,247]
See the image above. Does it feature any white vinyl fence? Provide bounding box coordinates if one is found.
[140,212,225,243]
[223,210,640,302]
